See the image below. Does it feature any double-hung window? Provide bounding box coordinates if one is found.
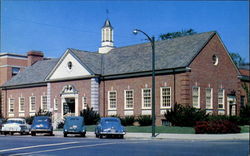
[19,97,25,112]
[142,88,151,109]
[41,96,48,110]
[125,90,134,109]
[30,96,36,112]
[192,87,200,108]
[205,88,213,109]
[108,91,117,110]
[218,89,225,109]
[9,98,14,112]
[161,87,171,108]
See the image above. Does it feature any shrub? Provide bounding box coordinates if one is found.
[57,121,64,129]
[80,106,100,125]
[240,105,250,125]
[25,116,34,125]
[195,120,241,134]
[120,116,135,126]
[137,115,152,126]
[164,104,208,127]
[35,108,52,117]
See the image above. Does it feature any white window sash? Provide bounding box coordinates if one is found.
[124,90,134,110]
[19,97,25,112]
[8,98,14,113]
[108,91,117,110]
[54,98,58,111]
[205,88,213,109]
[192,87,200,108]
[142,88,151,109]
[29,96,36,112]
[160,87,171,109]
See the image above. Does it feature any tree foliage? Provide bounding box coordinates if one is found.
[229,52,245,67]
[80,105,100,125]
[159,29,197,40]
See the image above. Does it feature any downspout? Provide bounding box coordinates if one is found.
[103,80,106,117]
[5,89,7,118]
[174,70,176,104]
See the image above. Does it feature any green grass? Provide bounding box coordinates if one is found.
[240,125,250,133]
[84,125,195,134]
[58,125,249,134]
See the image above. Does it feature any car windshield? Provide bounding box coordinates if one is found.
[102,119,120,125]
[7,120,25,124]
[34,118,50,123]
[66,118,83,124]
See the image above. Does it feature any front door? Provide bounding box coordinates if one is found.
[63,98,75,116]
[227,96,236,116]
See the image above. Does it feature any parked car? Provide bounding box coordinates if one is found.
[1,118,30,135]
[95,117,126,139]
[31,116,53,136]
[0,118,5,134]
[63,116,86,137]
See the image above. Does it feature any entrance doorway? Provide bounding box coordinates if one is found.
[227,95,236,116]
[63,98,75,116]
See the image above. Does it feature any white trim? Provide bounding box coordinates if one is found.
[29,96,36,112]
[19,97,25,112]
[205,88,213,109]
[0,55,28,60]
[0,65,26,68]
[218,89,225,109]
[108,91,117,110]
[41,95,48,110]
[160,87,171,109]
[82,96,87,110]
[124,90,134,110]
[54,98,58,111]
[141,88,151,109]
[8,98,14,113]
[192,86,200,108]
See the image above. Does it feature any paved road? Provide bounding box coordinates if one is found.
[0,135,248,156]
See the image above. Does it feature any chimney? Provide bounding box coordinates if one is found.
[27,50,44,66]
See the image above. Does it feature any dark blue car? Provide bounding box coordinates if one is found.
[63,116,86,137]
[31,116,53,136]
[95,117,125,139]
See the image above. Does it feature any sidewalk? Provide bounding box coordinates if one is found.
[54,131,249,140]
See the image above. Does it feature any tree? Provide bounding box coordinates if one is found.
[229,52,245,67]
[159,29,197,40]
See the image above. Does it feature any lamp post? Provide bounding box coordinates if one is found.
[133,29,156,137]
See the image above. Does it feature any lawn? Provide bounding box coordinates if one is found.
[59,125,249,134]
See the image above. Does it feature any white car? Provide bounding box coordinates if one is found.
[2,118,31,135]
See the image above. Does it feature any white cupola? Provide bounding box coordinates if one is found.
[98,19,114,54]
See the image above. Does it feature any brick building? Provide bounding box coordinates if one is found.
[0,20,248,125]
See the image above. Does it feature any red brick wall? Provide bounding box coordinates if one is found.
[189,34,241,115]
[3,86,47,118]
[50,79,92,115]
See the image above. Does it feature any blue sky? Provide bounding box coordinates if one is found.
[1,1,249,61]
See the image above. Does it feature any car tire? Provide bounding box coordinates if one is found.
[95,133,99,138]
[49,132,53,136]
[64,133,67,137]
[10,132,14,135]
[31,132,36,136]
[120,135,124,139]
[99,134,103,139]
[81,133,85,137]
[4,132,7,135]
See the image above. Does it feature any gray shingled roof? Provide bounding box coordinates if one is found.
[2,31,215,87]
[103,31,215,75]
[2,59,59,86]
[69,49,102,74]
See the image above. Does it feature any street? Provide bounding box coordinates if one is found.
[0,134,248,156]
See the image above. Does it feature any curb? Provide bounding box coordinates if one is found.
[53,131,249,141]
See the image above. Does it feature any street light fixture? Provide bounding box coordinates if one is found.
[133,29,156,137]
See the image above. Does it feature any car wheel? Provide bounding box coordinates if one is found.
[80,133,85,137]
[10,132,14,135]
[49,132,53,136]
[20,132,24,135]
[4,132,7,135]
[99,134,103,139]
[64,133,67,137]
[120,135,124,139]
[95,133,99,138]
[31,132,36,136]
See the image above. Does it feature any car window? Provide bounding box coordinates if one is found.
[35,118,50,123]
[102,119,119,124]
[7,120,25,124]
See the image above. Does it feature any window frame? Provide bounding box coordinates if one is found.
[160,87,171,109]
[218,89,225,109]
[142,88,152,109]
[82,96,87,110]
[124,90,134,110]
[19,97,25,112]
[29,96,36,112]
[41,95,48,111]
[205,88,213,109]
[192,86,200,108]
[108,91,117,110]
[8,98,14,113]
[54,98,58,111]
